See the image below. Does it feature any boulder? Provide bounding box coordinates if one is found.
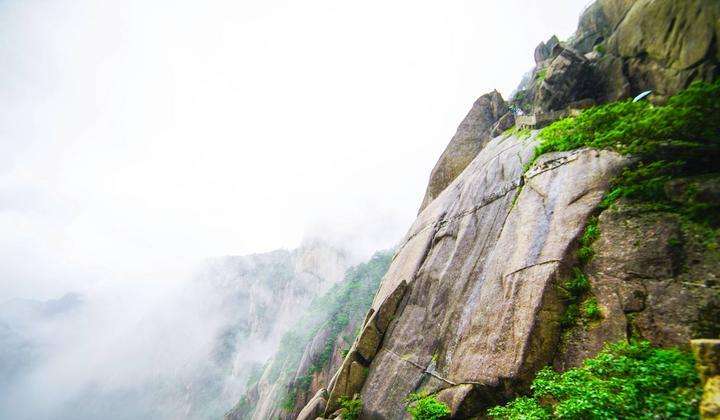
[418,91,508,212]
[534,35,560,64]
[357,130,629,418]
[605,0,720,100]
[692,339,720,419]
[297,389,328,420]
[535,48,594,111]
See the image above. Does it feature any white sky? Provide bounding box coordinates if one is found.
[0,0,591,299]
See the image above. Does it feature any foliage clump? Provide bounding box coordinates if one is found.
[488,341,702,419]
[405,393,451,420]
[534,80,720,229]
[339,395,362,420]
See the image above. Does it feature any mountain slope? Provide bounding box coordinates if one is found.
[292,0,719,418]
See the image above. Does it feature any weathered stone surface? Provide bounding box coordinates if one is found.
[435,384,487,419]
[694,339,720,384]
[693,340,720,419]
[489,111,515,138]
[592,54,631,102]
[355,317,381,361]
[324,354,368,416]
[536,48,594,111]
[555,200,720,370]
[297,389,328,420]
[374,280,407,333]
[570,0,635,54]
[534,35,560,64]
[354,128,629,418]
[606,0,720,100]
[701,376,720,419]
[419,90,509,211]
[513,0,719,111]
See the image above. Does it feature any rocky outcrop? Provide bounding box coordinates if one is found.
[292,1,720,418]
[604,0,720,102]
[554,189,720,370]
[297,389,328,420]
[513,0,720,112]
[535,48,594,111]
[226,251,393,420]
[418,91,511,212]
[534,35,560,64]
[693,339,720,419]
[317,129,630,418]
[194,241,349,419]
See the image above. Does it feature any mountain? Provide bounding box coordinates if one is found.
[183,240,352,419]
[0,241,350,420]
[225,250,393,420]
[250,0,720,418]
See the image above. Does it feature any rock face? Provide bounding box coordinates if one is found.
[513,0,720,112]
[190,240,349,419]
[554,195,720,371]
[320,131,630,418]
[693,339,720,419]
[290,0,720,418]
[225,252,393,420]
[604,0,720,102]
[418,91,511,212]
[535,48,594,111]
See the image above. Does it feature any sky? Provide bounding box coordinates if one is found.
[0,0,591,300]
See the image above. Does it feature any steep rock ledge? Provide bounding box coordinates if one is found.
[320,131,629,418]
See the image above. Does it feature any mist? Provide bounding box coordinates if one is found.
[0,0,590,418]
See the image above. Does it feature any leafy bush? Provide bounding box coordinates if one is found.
[339,395,362,420]
[488,341,702,419]
[558,268,590,327]
[405,393,451,420]
[582,297,601,320]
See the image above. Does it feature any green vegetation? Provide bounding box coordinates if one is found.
[339,395,363,420]
[405,393,451,420]
[533,82,720,217]
[582,297,601,320]
[577,216,599,265]
[532,81,720,330]
[280,389,297,411]
[488,341,702,419]
[502,124,533,140]
[594,43,606,56]
[558,268,592,328]
[536,67,548,84]
[265,251,392,411]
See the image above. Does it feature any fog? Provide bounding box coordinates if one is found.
[0,0,590,418]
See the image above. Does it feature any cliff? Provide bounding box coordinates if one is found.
[225,251,393,420]
[185,240,350,419]
[290,0,719,418]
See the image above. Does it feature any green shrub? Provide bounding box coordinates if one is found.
[536,68,548,84]
[488,341,702,419]
[558,268,591,327]
[405,393,451,420]
[339,395,362,420]
[577,217,599,265]
[280,389,297,411]
[582,297,601,320]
